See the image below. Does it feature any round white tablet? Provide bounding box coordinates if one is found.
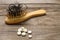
[22,32,26,36]
[18,28,22,32]
[23,28,28,32]
[17,32,21,36]
[28,35,32,38]
[21,27,25,29]
[28,30,32,34]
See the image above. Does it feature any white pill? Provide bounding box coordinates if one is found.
[17,32,21,35]
[23,28,28,32]
[21,27,25,29]
[28,30,32,34]
[22,32,26,36]
[28,35,32,38]
[18,28,22,32]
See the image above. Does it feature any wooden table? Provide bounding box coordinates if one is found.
[0,0,60,40]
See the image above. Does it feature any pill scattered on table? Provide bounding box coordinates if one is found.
[17,32,21,36]
[23,28,28,33]
[18,28,22,32]
[28,30,32,34]
[22,32,26,36]
[21,27,24,29]
[28,35,32,38]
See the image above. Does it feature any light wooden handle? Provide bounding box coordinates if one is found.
[5,9,46,24]
[26,9,46,18]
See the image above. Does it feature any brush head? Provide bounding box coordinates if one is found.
[7,4,26,17]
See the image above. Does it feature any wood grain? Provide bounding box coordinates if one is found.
[0,0,60,40]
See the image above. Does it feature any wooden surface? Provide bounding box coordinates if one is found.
[0,0,60,4]
[0,0,60,40]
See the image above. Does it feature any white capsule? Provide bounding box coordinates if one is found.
[28,30,32,34]
[23,28,28,32]
[17,32,21,36]
[22,32,26,36]
[28,35,32,38]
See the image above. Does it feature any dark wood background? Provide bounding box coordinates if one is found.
[0,0,60,40]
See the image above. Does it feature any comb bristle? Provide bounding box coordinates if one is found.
[7,4,23,17]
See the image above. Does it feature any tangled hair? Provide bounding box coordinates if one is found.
[7,4,23,17]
